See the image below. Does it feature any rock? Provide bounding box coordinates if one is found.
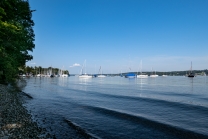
[1,136,9,139]
[1,131,4,136]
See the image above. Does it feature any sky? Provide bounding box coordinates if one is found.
[27,0,208,74]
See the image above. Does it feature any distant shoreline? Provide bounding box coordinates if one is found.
[69,69,208,76]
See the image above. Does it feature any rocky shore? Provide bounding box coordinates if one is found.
[0,83,53,139]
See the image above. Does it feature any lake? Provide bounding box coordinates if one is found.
[22,76,208,139]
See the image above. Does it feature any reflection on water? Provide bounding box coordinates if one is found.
[58,77,69,87]
[79,78,92,84]
[188,77,194,93]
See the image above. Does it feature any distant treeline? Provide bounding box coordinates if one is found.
[20,66,69,76]
[0,0,35,83]
[123,69,208,76]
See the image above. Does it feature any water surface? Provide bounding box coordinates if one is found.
[22,76,208,139]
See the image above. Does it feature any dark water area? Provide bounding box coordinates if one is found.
[22,76,208,139]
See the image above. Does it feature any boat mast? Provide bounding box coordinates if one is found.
[140,60,142,75]
[151,67,153,75]
[98,66,101,75]
[190,61,192,73]
[80,62,84,75]
[84,60,86,74]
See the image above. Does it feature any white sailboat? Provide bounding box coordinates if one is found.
[79,74,92,78]
[137,60,148,78]
[150,68,158,77]
[61,74,68,77]
[162,72,167,77]
[97,74,106,77]
[46,68,51,77]
[36,67,41,77]
[187,61,195,77]
[97,66,106,78]
[61,66,68,77]
[79,60,92,78]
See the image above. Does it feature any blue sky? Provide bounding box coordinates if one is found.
[27,0,208,74]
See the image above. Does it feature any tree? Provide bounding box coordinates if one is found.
[0,0,35,83]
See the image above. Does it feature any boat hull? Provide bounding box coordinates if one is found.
[97,75,106,78]
[150,75,158,78]
[137,75,148,78]
[125,76,136,78]
[125,73,136,78]
[61,74,68,77]
[79,75,92,78]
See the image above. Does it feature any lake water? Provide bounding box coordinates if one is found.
[22,76,208,139]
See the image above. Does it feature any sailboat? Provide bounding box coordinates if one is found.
[137,60,148,78]
[187,62,195,77]
[36,67,41,77]
[150,68,158,77]
[61,66,68,77]
[162,72,167,77]
[120,71,123,77]
[46,67,51,77]
[124,67,136,78]
[50,67,55,78]
[61,72,68,77]
[125,73,136,78]
[79,60,92,78]
[97,66,106,78]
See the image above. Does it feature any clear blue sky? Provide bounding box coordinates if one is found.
[27,0,208,74]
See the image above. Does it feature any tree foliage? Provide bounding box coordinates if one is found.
[0,0,35,83]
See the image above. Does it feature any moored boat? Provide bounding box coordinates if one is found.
[61,74,68,77]
[97,75,106,78]
[79,74,92,78]
[187,62,195,78]
[125,73,136,78]
[137,60,148,78]
[79,60,92,78]
[150,68,158,78]
[97,66,106,78]
[137,74,148,78]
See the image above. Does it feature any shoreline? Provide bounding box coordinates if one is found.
[0,83,52,139]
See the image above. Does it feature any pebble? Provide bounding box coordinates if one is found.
[0,83,53,138]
